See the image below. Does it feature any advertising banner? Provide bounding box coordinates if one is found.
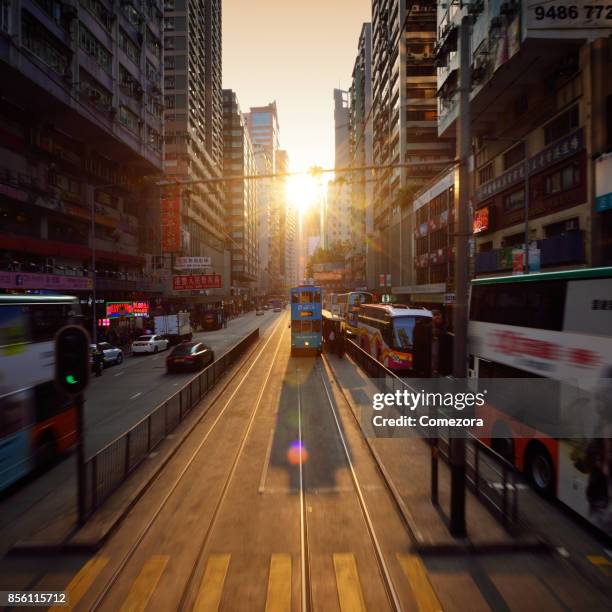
[172,274,222,291]
[175,256,212,269]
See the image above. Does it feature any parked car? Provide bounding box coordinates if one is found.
[131,334,169,355]
[256,308,265,316]
[166,342,215,372]
[90,342,123,367]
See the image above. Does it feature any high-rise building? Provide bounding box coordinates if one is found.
[349,23,374,289]
[0,0,165,332]
[246,102,283,293]
[371,0,454,290]
[163,0,228,301]
[254,145,274,295]
[276,149,297,289]
[222,90,258,303]
[326,90,352,252]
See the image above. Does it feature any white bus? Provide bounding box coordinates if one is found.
[468,267,612,535]
[356,304,433,377]
[0,295,81,491]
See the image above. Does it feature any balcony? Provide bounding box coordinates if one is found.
[474,232,585,275]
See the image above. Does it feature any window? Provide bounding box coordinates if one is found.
[119,28,140,64]
[118,105,139,133]
[544,105,579,144]
[1,0,10,33]
[544,163,580,195]
[147,125,162,152]
[544,217,579,238]
[504,189,524,212]
[122,2,140,27]
[503,142,525,170]
[79,23,112,73]
[147,29,161,59]
[80,68,112,109]
[80,0,112,31]
[146,60,160,86]
[478,163,494,185]
[501,232,524,248]
[22,13,71,75]
[469,281,567,331]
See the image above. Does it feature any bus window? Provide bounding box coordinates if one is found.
[392,316,417,350]
[292,320,302,332]
[299,292,312,304]
[29,304,70,342]
[313,290,321,303]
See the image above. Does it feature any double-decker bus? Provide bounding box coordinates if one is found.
[356,304,433,376]
[290,285,322,355]
[324,291,373,336]
[0,294,80,491]
[468,267,612,534]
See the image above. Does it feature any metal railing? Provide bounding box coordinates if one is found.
[345,338,520,532]
[83,328,260,518]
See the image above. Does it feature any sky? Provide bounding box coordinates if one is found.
[222,0,372,174]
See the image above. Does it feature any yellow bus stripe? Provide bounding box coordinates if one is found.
[194,554,231,612]
[333,553,366,612]
[397,554,443,612]
[49,556,109,612]
[120,555,169,612]
[265,553,292,612]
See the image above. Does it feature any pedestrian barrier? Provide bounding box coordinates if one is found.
[84,328,260,518]
[344,337,521,532]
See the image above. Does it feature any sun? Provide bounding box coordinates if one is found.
[285,173,321,215]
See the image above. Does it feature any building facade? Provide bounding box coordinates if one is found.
[163,0,228,304]
[435,1,612,278]
[349,23,373,290]
[0,0,165,333]
[222,89,258,306]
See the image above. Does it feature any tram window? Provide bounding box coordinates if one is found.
[292,293,298,304]
[313,320,321,332]
[292,320,302,332]
[313,290,321,303]
[302,321,312,332]
[299,292,311,304]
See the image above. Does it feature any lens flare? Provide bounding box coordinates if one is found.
[287,440,309,465]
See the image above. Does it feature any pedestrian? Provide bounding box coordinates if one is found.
[222,308,228,328]
[336,328,345,359]
[327,326,336,354]
[93,344,104,377]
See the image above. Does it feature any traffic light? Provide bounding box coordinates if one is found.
[55,325,90,395]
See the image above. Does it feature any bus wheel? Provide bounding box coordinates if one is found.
[526,444,555,496]
[36,430,57,469]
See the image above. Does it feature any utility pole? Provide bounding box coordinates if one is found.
[450,14,472,539]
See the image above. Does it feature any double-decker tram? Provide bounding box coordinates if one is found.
[290,285,322,356]
[324,291,373,336]
[0,294,81,491]
[468,267,612,535]
[356,304,433,376]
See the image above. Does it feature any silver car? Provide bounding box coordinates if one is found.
[91,342,124,366]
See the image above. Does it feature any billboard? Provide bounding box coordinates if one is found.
[172,274,222,291]
[524,1,612,40]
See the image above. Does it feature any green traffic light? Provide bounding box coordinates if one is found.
[65,374,78,385]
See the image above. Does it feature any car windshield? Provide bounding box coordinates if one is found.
[138,335,153,341]
[172,343,197,355]
[392,316,431,351]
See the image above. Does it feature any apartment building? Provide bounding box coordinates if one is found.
[435,1,612,277]
[222,89,258,303]
[163,0,228,302]
[0,0,165,329]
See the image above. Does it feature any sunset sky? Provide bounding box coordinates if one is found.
[222,0,371,174]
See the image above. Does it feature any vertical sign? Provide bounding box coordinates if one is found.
[512,248,525,275]
[161,184,181,253]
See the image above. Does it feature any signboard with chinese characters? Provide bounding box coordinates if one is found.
[475,128,584,203]
[0,272,92,291]
[525,1,612,40]
[161,185,181,253]
[175,256,212,270]
[473,207,489,234]
[313,272,342,281]
[106,302,134,318]
[172,274,222,291]
[132,301,149,317]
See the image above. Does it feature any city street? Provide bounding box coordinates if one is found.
[0,312,280,557]
[0,314,610,611]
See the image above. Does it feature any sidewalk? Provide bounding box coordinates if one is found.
[323,353,546,554]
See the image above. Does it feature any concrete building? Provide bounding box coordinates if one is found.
[222,89,258,306]
[246,102,283,293]
[0,0,165,332]
[163,0,228,303]
[348,23,374,289]
[435,1,612,277]
[253,145,273,295]
[276,149,297,289]
[371,0,454,291]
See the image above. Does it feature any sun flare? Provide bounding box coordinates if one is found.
[285,173,321,215]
